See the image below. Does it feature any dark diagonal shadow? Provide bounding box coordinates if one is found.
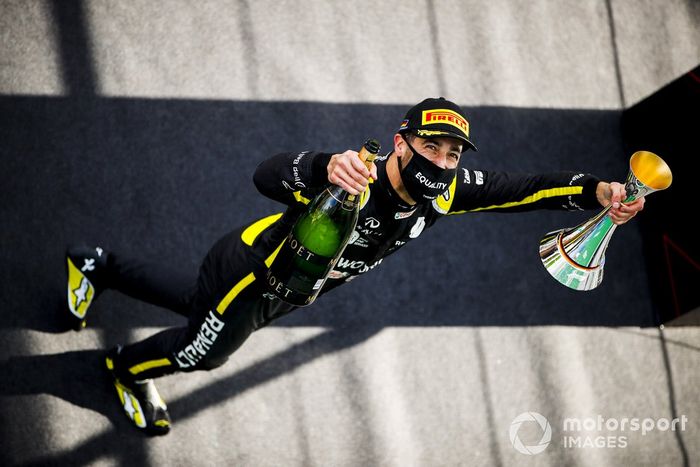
[16,430,120,467]
[8,325,381,466]
[658,327,690,467]
[604,0,626,107]
[473,329,504,467]
[611,327,700,353]
[169,324,381,418]
[0,350,133,432]
[48,0,97,96]
[426,0,447,96]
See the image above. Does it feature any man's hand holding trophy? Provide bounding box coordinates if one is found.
[540,151,673,291]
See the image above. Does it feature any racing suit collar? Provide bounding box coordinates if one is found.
[375,153,418,213]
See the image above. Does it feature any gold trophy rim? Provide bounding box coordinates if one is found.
[629,150,673,191]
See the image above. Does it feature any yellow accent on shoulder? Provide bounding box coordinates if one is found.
[128,358,172,375]
[449,186,584,214]
[241,213,283,246]
[432,176,457,214]
[293,191,311,204]
[105,357,114,370]
[155,420,170,427]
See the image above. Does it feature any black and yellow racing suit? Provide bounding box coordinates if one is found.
[108,150,601,383]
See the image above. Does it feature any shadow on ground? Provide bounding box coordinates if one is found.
[0,325,381,466]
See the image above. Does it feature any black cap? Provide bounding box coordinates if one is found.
[398,97,477,152]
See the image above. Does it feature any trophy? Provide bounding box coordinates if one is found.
[539,151,672,291]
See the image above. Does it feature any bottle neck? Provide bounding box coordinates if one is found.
[327,185,359,210]
[324,142,378,210]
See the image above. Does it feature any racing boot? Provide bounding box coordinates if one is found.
[65,245,108,330]
[104,346,172,436]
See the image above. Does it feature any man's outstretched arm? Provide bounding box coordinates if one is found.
[253,151,333,205]
[253,150,377,205]
[439,170,643,224]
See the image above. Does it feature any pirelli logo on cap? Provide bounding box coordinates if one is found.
[421,109,470,137]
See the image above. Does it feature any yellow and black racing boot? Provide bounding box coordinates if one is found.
[105,346,171,436]
[65,245,108,330]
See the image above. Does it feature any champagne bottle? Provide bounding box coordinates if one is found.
[266,139,381,306]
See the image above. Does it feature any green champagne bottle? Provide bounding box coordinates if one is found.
[265,139,381,306]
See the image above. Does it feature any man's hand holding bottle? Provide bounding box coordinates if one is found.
[327,150,378,195]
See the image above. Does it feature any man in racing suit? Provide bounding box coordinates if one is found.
[64,97,644,435]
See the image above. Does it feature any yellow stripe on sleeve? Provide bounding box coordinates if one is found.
[129,358,172,375]
[449,186,583,215]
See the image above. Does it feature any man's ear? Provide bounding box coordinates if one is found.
[394,133,409,157]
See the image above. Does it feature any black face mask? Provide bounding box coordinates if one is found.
[398,136,456,201]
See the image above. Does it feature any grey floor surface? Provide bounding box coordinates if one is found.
[1,1,699,466]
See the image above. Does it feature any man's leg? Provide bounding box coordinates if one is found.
[104,251,196,317]
[105,273,295,435]
[89,223,295,434]
[66,245,196,329]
